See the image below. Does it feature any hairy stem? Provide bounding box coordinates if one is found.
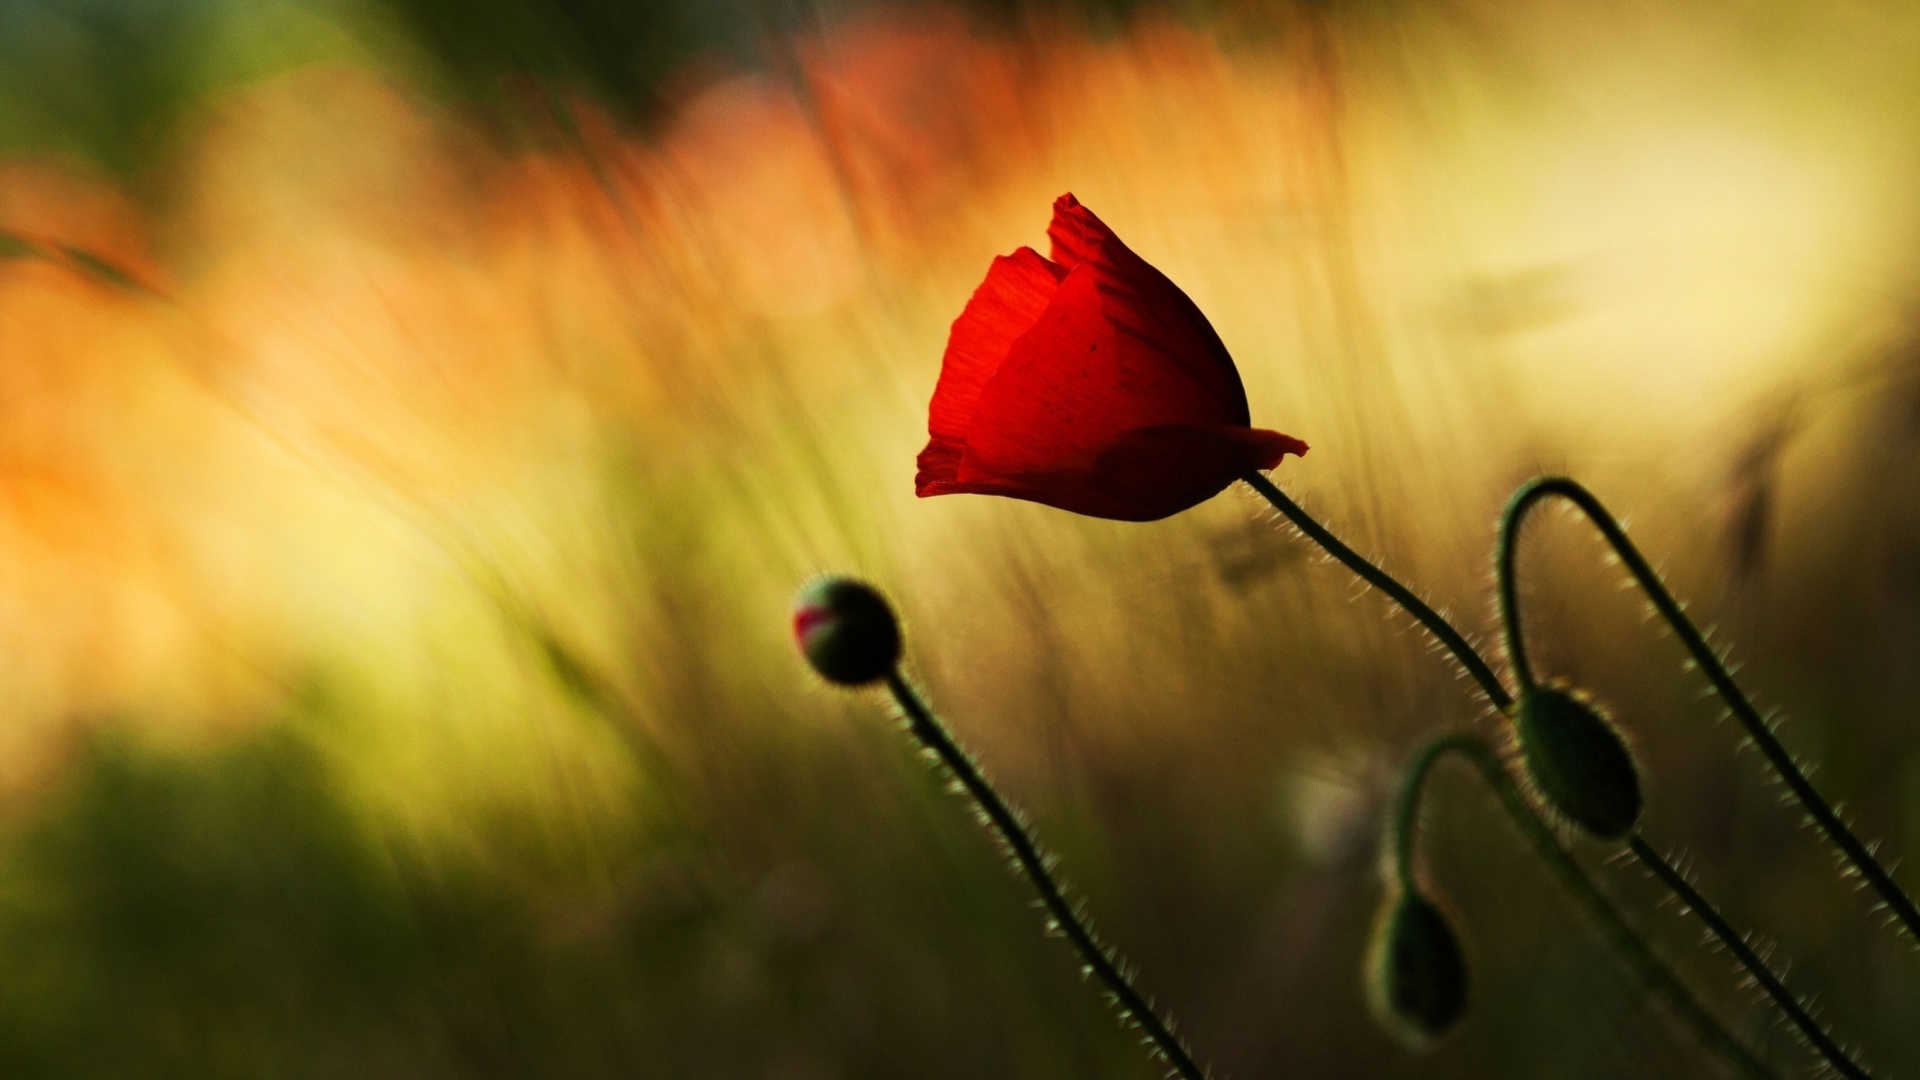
[1393,734,1777,1080]
[1499,477,1920,943]
[1247,473,1786,1076]
[884,671,1208,1080]
[1630,838,1872,1079]
[1242,472,1511,710]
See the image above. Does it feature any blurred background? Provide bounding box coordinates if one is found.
[1,0,1918,1075]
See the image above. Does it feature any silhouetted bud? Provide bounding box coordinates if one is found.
[1367,889,1468,1045]
[793,577,901,686]
[1516,683,1642,841]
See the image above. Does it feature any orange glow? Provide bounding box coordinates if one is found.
[0,3,1913,813]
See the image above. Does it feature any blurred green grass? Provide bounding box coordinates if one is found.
[0,0,1239,176]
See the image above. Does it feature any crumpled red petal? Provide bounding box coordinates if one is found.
[1046,192,1106,271]
[1047,193,1251,426]
[916,246,1065,492]
[959,256,1250,483]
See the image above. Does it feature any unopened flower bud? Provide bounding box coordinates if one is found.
[1516,683,1642,841]
[793,577,901,687]
[1367,889,1468,1045]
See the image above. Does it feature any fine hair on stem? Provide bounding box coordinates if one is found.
[1498,476,1920,944]
[1392,733,1775,1080]
[1244,471,1858,1076]
[882,671,1209,1080]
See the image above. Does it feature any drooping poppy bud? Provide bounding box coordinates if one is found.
[793,577,901,687]
[1515,683,1642,841]
[915,193,1308,522]
[1367,888,1469,1045]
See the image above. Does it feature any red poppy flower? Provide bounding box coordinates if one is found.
[915,193,1306,521]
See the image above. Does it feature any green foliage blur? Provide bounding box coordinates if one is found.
[0,0,1236,175]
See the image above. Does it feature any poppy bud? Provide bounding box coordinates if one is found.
[792,577,901,687]
[1515,684,1642,841]
[1367,889,1469,1045]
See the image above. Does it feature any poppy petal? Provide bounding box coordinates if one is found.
[960,262,1257,483]
[1046,192,1105,271]
[915,469,1132,519]
[917,246,1066,493]
[917,195,1305,522]
[927,246,1066,448]
[933,424,1304,522]
[1047,194,1251,426]
[914,437,967,491]
[1081,424,1308,520]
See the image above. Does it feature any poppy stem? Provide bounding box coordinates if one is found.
[1626,836,1874,1078]
[883,670,1210,1080]
[1250,473,1804,1075]
[1499,477,1920,945]
[1392,733,1777,1080]
[1497,478,1881,1077]
[1240,472,1512,710]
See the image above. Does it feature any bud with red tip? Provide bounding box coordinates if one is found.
[793,577,902,687]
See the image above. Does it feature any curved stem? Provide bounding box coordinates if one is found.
[1242,473,1512,710]
[1495,484,1542,695]
[884,671,1208,1080]
[1630,837,1872,1079]
[1500,477,1920,943]
[1241,471,1832,1076]
[1393,734,1777,1080]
